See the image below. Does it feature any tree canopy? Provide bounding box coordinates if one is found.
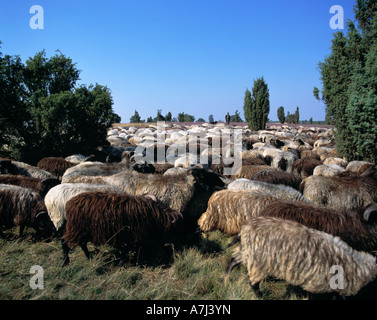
[315,0,377,162]
[0,46,120,164]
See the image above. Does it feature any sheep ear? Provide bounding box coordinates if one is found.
[363,205,377,224]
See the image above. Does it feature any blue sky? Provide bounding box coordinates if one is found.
[0,0,356,122]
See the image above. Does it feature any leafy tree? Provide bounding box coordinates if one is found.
[315,0,377,162]
[208,114,214,123]
[178,112,185,122]
[165,112,172,122]
[196,117,205,122]
[0,47,120,164]
[277,106,285,123]
[156,109,165,121]
[243,77,270,130]
[147,116,154,123]
[130,110,141,123]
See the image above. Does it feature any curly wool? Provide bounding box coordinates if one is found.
[229,216,377,296]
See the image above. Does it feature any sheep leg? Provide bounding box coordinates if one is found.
[226,256,241,274]
[61,239,71,267]
[18,225,25,238]
[79,242,92,260]
[250,281,262,299]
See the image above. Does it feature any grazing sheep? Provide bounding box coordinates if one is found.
[292,158,322,179]
[252,168,302,190]
[300,167,377,211]
[61,161,128,183]
[0,159,54,179]
[235,165,272,180]
[61,191,183,266]
[37,157,76,179]
[346,161,375,174]
[227,216,377,298]
[44,183,123,232]
[79,167,225,229]
[0,184,54,238]
[198,190,278,235]
[323,157,348,168]
[0,175,60,198]
[259,199,377,252]
[227,179,312,203]
[313,164,345,177]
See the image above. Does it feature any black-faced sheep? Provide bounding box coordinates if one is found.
[227,216,377,299]
[197,190,278,235]
[61,191,183,266]
[259,199,377,253]
[0,175,60,198]
[252,168,302,190]
[37,157,76,179]
[44,183,123,233]
[0,184,54,238]
[300,166,377,211]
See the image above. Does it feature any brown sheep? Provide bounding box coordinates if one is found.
[0,184,54,238]
[0,175,60,198]
[292,158,323,179]
[259,199,377,253]
[235,165,272,180]
[61,191,183,266]
[37,157,76,179]
[252,168,302,190]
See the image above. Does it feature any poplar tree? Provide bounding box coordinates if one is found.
[315,0,377,162]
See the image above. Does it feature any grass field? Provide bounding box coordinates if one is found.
[0,227,307,301]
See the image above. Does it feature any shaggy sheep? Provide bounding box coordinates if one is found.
[259,199,377,252]
[61,161,128,183]
[300,166,377,211]
[197,190,278,235]
[251,168,302,190]
[73,167,225,229]
[346,161,375,174]
[44,183,123,232]
[0,159,54,179]
[235,165,272,180]
[37,157,76,179]
[227,179,312,203]
[0,175,60,198]
[292,158,323,179]
[0,184,54,238]
[227,216,377,298]
[61,191,183,266]
[313,164,345,177]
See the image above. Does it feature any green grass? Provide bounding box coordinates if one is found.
[0,227,306,300]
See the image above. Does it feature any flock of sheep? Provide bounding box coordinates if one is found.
[1,121,377,300]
